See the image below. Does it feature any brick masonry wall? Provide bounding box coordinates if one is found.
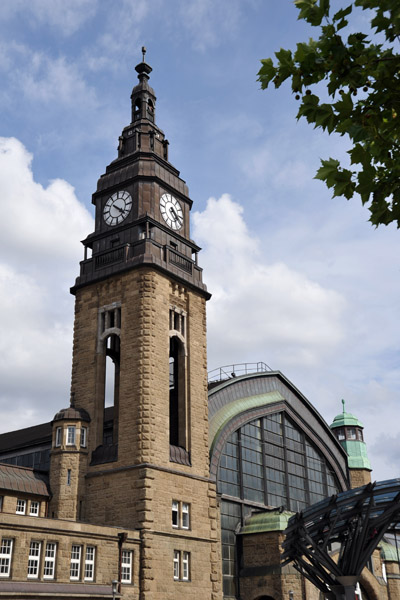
[349,468,372,488]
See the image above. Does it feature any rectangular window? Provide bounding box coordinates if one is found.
[43,543,56,579]
[55,427,62,447]
[0,539,13,577]
[172,501,179,527]
[67,469,71,486]
[16,499,26,514]
[0,496,3,512]
[182,551,190,580]
[80,427,87,448]
[121,550,132,584]
[172,501,190,529]
[30,501,39,517]
[173,550,180,580]
[181,503,190,529]
[66,426,76,446]
[84,546,95,581]
[70,545,81,580]
[27,541,41,579]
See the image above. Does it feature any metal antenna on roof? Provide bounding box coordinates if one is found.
[342,398,345,413]
[142,46,146,62]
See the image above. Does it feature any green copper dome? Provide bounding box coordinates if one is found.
[330,399,371,471]
[330,399,364,429]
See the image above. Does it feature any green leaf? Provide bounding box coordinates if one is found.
[348,144,369,167]
[258,59,277,89]
[332,168,354,199]
[315,158,341,187]
[332,5,352,22]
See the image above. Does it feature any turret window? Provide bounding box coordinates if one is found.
[80,427,87,448]
[66,426,76,446]
[55,427,62,447]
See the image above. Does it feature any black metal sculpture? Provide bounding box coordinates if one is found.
[281,479,400,600]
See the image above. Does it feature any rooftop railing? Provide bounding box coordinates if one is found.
[207,361,272,383]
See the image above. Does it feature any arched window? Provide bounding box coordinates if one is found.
[169,336,186,448]
[134,98,141,120]
[147,99,154,122]
[103,334,120,444]
[217,413,341,599]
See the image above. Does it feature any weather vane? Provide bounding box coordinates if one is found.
[142,46,146,62]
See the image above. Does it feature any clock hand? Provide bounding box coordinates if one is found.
[170,207,182,223]
[114,204,125,214]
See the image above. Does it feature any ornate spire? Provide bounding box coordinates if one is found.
[131,47,155,123]
[134,46,152,82]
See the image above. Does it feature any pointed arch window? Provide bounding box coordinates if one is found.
[97,304,121,448]
[169,307,188,457]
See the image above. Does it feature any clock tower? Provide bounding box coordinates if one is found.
[60,52,221,599]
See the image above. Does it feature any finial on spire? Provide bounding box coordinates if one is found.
[342,398,345,413]
[142,46,146,63]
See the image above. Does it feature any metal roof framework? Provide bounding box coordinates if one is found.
[281,479,400,599]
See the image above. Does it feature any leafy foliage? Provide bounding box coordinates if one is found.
[258,0,400,227]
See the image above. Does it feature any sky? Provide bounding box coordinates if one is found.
[0,0,399,482]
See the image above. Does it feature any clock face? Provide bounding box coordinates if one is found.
[103,191,132,226]
[160,193,183,231]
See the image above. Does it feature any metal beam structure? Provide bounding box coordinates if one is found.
[281,479,400,600]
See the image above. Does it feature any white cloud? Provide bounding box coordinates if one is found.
[0,0,98,36]
[15,54,98,108]
[176,0,242,52]
[193,194,346,370]
[0,137,93,430]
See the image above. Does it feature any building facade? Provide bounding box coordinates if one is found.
[0,57,398,600]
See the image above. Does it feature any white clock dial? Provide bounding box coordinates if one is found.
[103,191,132,226]
[160,193,183,231]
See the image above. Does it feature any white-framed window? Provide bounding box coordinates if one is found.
[173,550,180,580]
[70,545,81,580]
[43,543,56,579]
[0,539,13,577]
[66,425,76,446]
[16,499,26,514]
[173,550,190,582]
[172,500,190,529]
[182,503,190,529]
[182,551,190,581]
[29,501,39,517]
[27,541,41,579]
[55,427,62,447]
[80,426,87,448]
[84,546,95,581]
[172,501,179,528]
[121,550,132,584]
[347,427,357,440]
